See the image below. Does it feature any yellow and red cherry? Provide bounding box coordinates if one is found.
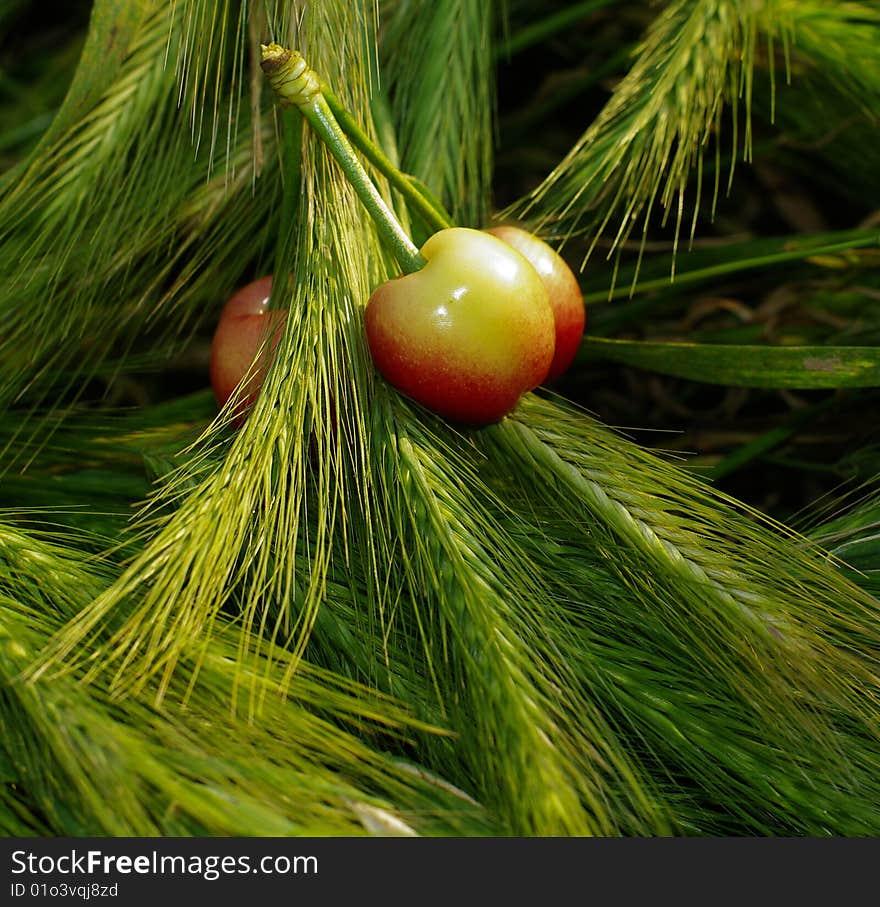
[209,275,286,423]
[486,225,585,382]
[364,227,555,426]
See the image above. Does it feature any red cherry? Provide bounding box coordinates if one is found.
[209,275,286,423]
[486,225,585,382]
[365,227,555,425]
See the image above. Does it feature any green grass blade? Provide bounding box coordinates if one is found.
[30,0,153,155]
[1,523,496,836]
[371,404,670,835]
[583,337,880,389]
[488,396,880,834]
[585,228,880,308]
[505,0,765,252]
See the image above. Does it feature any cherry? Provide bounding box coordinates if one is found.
[364,227,555,426]
[209,275,286,423]
[486,225,585,382]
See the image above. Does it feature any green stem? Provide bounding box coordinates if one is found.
[261,44,426,274]
[369,91,414,235]
[322,87,454,233]
[496,0,615,59]
[584,233,880,308]
[707,398,836,483]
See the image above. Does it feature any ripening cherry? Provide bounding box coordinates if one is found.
[364,227,556,425]
[257,46,575,426]
[209,275,286,423]
[486,225,585,382]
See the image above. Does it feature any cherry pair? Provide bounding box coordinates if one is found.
[211,225,584,426]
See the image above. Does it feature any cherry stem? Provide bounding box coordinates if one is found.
[321,87,454,233]
[261,44,427,275]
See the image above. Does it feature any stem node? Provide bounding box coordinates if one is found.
[261,43,427,274]
[260,44,321,108]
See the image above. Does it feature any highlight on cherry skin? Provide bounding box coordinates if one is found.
[485,225,585,382]
[364,227,556,426]
[209,275,287,424]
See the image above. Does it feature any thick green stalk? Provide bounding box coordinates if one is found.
[261,44,426,274]
[496,0,616,59]
[322,87,454,233]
